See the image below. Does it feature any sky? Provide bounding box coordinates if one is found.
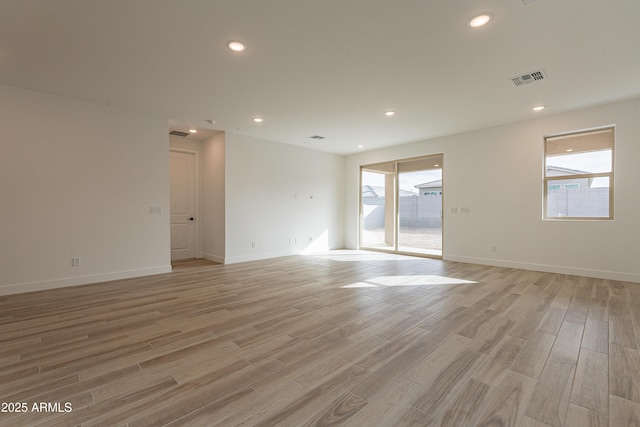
[546,150,612,173]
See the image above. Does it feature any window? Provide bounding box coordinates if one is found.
[544,127,614,220]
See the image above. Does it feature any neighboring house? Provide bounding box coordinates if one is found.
[546,166,590,188]
[545,166,610,217]
[409,179,443,227]
[415,179,442,196]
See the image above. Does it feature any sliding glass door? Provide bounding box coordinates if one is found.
[360,154,443,258]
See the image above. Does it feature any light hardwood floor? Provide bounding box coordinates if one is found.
[1,251,639,426]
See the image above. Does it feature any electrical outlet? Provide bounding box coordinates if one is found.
[491,245,497,253]
[251,242,256,248]
[72,257,81,267]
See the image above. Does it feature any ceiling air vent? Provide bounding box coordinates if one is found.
[511,69,547,87]
[169,130,190,137]
[308,135,325,140]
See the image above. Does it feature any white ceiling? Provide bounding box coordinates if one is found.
[2,0,639,154]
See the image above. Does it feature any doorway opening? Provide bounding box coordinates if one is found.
[360,154,443,258]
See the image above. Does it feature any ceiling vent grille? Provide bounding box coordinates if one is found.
[169,130,190,137]
[308,135,325,140]
[511,69,547,87]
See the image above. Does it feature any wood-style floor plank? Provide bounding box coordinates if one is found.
[0,252,638,426]
[343,377,424,426]
[471,335,526,387]
[609,394,640,427]
[583,317,609,354]
[564,403,608,427]
[300,391,368,426]
[609,343,640,404]
[474,371,536,427]
[511,331,555,379]
[570,348,609,416]
[550,321,584,361]
[526,353,577,427]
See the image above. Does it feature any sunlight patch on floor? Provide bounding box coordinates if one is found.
[310,250,415,262]
[342,274,477,288]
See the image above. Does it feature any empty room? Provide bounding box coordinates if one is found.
[1,0,640,426]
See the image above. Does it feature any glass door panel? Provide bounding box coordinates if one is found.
[361,165,395,249]
[397,156,442,256]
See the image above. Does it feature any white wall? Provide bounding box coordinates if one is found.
[0,84,171,295]
[224,133,345,263]
[345,97,640,282]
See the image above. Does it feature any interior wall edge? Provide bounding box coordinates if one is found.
[201,252,225,264]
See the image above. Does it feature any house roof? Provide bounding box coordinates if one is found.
[545,166,591,175]
[361,185,379,198]
[415,180,443,189]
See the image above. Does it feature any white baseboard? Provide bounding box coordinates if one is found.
[201,246,337,265]
[201,252,225,264]
[0,266,173,296]
[223,250,297,264]
[444,255,640,283]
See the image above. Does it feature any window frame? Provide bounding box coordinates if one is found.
[543,126,614,221]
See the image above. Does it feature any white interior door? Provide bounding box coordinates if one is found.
[170,150,197,260]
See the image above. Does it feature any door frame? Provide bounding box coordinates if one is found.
[359,154,444,259]
[169,148,201,260]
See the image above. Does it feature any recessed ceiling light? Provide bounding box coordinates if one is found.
[357,145,364,149]
[227,41,247,52]
[188,129,197,133]
[434,164,440,167]
[468,13,492,28]
[384,111,396,117]
[566,148,574,152]
[532,105,546,111]
[252,116,263,123]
